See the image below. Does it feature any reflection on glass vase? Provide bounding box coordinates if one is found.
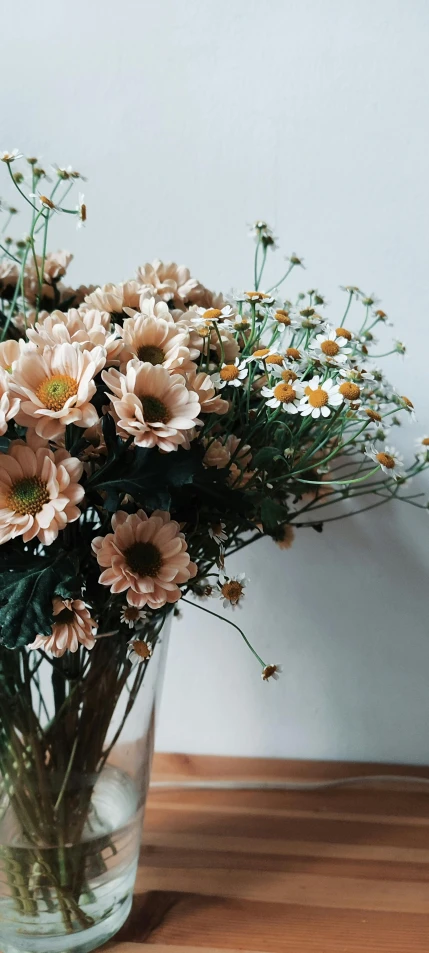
[0,612,171,953]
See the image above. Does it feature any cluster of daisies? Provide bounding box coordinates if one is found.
[0,156,427,678]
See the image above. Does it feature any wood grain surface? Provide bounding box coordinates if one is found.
[103,753,429,952]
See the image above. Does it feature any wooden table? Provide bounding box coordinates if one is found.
[107,753,429,952]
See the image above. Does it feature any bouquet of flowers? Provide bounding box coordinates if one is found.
[0,151,427,951]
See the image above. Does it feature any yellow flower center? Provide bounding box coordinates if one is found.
[273,383,296,404]
[401,395,414,408]
[220,364,240,381]
[336,326,352,340]
[339,382,360,401]
[7,476,50,516]
[265,354,283,366]
[274,310,291,325]
[124,541,163,577]
[137,344,165,365]
[321,340,340,356]
[305,385,328,408]
[221,580,244,603]
[281,369,298,382]
[365,409,382,422]
[36,374,78,411]
[203,308,223,321]
[124,606,141,621]
[286,347,300,360]
[246,291,270,300]
[422,437,429,446]
[376,452,395,469]
[253,347,269,359]
[130,640,152,659]
[196,324,211,337]
[141,395,171,424]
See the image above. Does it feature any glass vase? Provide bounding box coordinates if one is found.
[0,612,171,953]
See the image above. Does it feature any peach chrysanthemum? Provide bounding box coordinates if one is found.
[0,340,21,373]
[23,252,74,307]
[83,280,141,316]
[0,261,19,301]
[203,438,231,469]
[0,368,20,435]
[11,342,106,439]
[0,436,84,544]
[136,260,201,307]
[28,598,97,657]
[118,313,195,373]
[187,288,228,310]
[92,509,197,609]
[102,360,200,452]
[12,309,40,334]
[186,369,229,415]
[27,309,123,364]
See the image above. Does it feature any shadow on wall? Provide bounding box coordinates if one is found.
[158,492,429,764]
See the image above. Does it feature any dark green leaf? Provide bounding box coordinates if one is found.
[0,553,78,649]
[260,498,289,532]
[88,445,205,511]
[252,447,283,468]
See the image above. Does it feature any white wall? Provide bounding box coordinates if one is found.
[3,0,429,763]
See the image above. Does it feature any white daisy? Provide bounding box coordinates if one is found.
[193,305,237,328]
[261,664,282,682]
[261,378,304,414]
[397,394,416,421]
[1,150,22,163]
[415,436,429,461]
[212,357,248,389]
[127,639,153,664]
[248,221,277,248]
[339,365,375,383]
[208,521,228,546]
[121,606,149,629]
[217,572,248,608]
[299,375,343,419]
[309,328,352,364]
[76,193,86,229]
[29,191,58,211]
[290,310,325,330]
[365,443,405,479]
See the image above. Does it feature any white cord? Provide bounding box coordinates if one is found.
[150,774,429,792]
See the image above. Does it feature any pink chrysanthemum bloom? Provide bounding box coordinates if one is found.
[92,509,197,609]
[102,360,200,452]
[10,341,106,439]
[129,296,175,323]
[0,436,84,544]
[83,281,141,315]
[27,309,123,365]
[187,289,228,310]
[0,340,21,373]
[186,369,228,415]
[203,438,231,468]
[0,261,20,300]
[118,313,195,373]
[136,260,200,306]
[0,367,20,435]
[28,598,97,657]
